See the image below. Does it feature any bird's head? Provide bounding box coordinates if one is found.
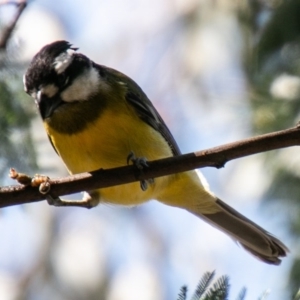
[24,40,100,120]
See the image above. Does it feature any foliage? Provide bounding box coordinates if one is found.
[241,0,300,294]
[177,272,239,300]
[177,271,300,300]
[0,17,37,182]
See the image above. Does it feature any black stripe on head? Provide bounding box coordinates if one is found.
[24,41,78,95]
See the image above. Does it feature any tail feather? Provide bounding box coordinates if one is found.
[192,198,288,265]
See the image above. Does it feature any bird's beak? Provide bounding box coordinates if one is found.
[36,93,64,119]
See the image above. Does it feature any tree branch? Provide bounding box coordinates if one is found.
[1,124,300,208]
[0,1,27,50]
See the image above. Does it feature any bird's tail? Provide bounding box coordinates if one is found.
[189,197,288,265]
[157,170,288,264]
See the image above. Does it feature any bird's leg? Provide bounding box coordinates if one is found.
[9,168,98,209]
[127,151,154,191]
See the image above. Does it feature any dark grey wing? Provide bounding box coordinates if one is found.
[95,64,181,156]
[125,91,181,156]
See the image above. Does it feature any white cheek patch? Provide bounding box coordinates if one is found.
[40,84,59,98]
[54,49,75,74]
[61,67,102,102]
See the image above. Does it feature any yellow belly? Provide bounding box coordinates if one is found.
[44,108,173,205]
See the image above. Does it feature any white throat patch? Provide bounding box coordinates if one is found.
[60,67,100,102]
[54,49,75,74]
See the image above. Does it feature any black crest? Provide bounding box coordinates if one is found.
[24,41,78,93]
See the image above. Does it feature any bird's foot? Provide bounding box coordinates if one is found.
[126,151,154,191]
[127,151,148,169]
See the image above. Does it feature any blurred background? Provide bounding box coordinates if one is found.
[0,0,300,299]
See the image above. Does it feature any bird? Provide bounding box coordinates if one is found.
[23,40,288,265]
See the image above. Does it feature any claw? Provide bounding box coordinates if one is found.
[140,180,148,191]
[127,151,148,169]
[127,151,135,165]
[126,151,154,191]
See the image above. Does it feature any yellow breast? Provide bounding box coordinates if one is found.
[44,105,173,204]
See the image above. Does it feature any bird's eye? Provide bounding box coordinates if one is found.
[57,74,69,87]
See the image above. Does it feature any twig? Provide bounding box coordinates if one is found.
[1,125,300,208]
[0,1,27,50]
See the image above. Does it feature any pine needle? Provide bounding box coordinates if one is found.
[191,271,216,300]
[257,289,270,300]
[236,287,247,300]
[177,285,188,300]
[202,275,230,300]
